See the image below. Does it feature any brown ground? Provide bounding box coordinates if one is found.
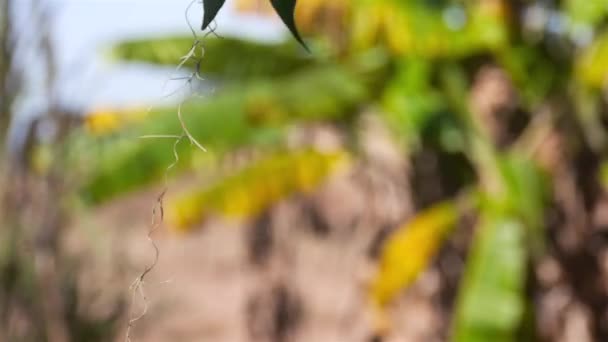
[66,155,444,342]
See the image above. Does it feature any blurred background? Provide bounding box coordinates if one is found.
[3,0,608,341]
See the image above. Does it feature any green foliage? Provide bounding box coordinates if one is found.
[564,0,608,25]
[577,31,608,88]
[382,57,447,146]
[350,0,507,57]
[80,52,387,203]
[600,161,608,189]
[75,1,608,339]
[452,216,527,342]
[111,36,311,81]
[452,151,547,341]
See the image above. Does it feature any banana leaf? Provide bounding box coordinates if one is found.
[77,51,388,203]
[166,148,349,230]
[577,31,608,88]
[382,57,448,146]
[452,154,546,341]
[452,216,527,342]
[111,36,312,81]
[564,0,608,25]
[370,201,458,308]
[600,161,608,189]
[351,0,508,57]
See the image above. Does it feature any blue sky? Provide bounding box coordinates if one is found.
[31,0,286,109]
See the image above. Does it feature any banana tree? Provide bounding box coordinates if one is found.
[73,0,608,340]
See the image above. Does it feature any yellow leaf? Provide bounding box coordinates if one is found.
[234,0,274,15]
[167,149,350,231]
[577,32,608,88]
[85,107,147,135]
[370,202,458,307]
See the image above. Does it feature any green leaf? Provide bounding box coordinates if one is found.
[382,57,446,146]
[564,0,608,25]
[110,36,311,81]
[202,0,226,30]
[452,216,527,342]
[77,54,388,203]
